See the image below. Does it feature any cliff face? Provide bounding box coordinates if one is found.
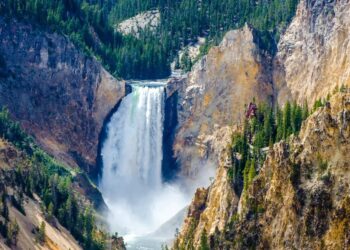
[177,92,350,249]
[275,0,350,104]
[0,18,124,175]
[176,146,238,248]
[226,92,350,249]
[175,0,350,248]
[173,25,273,178]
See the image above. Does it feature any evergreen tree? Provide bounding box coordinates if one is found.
[0,0,299,80]
[302,100,309,120]
[283,101,292,139]
[47,202,54,220]
[291,102,303,134]
[0,108,108,249]
[263,108,275,145]
[276,106,283,142]
[230,99,310,195]
[313,98,324,111]
[248,160,256,185]
[199,229,210,250]
[243,160,251,191]
[7,220,19,246]
[1,192,9,220]
[37,221,46,244]
[180,49,192,72]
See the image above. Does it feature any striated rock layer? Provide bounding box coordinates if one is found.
[275,0,350,104]
[176,91,350,249]
[227,92,350,249]
[173,25,273,179]
[174,0,350,248]
[0,18,125,174]
[172,0,350,183]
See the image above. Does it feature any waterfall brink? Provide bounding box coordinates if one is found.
[99,83,188,239]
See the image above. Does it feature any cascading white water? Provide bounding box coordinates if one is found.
[99,82,189,243]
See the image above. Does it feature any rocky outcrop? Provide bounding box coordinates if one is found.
[173,25,273,179]
[275,0,350,104]
[175,146,238,248]
[116,10,160,37]
[176,92,350,249]
[0,18,125,175]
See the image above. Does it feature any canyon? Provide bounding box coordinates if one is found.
[0,0,349,249]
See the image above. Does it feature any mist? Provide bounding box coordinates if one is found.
[99,82,215,247]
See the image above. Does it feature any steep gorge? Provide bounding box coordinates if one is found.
[0,0,350,248]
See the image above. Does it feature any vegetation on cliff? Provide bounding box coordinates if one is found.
[0,0,298,79]
[174,87,350,249]
[0,108,124,249]
[221,92,350,249]
[229,100,309,195]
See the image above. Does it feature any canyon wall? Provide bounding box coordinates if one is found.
[175,0,350,248]
[173,25,273,179]
[0,18,125,175]
[227,92,350,249]
[177,91,350,249]
[275,0,350,104]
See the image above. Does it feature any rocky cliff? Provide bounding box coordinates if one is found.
[224,92,350,250]
[174,0,350,248]
[0,18,125,175]
[275,0,350,104]
[173,25,273,179]
[176,91,350,249]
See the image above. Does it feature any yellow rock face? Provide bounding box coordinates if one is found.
[174,1,350,248]
[177,92,350,249]
[275,0,350,105]
[174,25,273,179]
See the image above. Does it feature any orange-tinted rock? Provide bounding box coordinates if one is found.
[174,25,273,178]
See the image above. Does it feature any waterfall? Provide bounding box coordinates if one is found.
[99,82,188,239]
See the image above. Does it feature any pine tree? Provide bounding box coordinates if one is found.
[1,192,8,220]
[248,160,256,185]
[174,55,180,69]
[263,108,275,145]
[7,220,19,246]
[302,100,309,120]
[199,229,210,250]
[180,49,192,72]
[283,101,292,139]
[313,98,324,111]
[37,221,46,244]
[243,160,251,191]
[47,202,54,219]
[276,106,283,142]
